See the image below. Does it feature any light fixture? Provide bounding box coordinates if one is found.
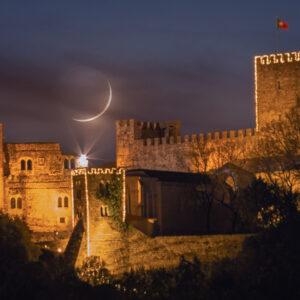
[78,154,88,168]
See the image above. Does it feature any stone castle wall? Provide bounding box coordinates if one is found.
[116,119,256,172]
[116,51,300,173]
[72,168,126,260]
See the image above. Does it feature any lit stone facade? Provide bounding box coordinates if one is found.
[0,124,74,232]
[72,168,125,266]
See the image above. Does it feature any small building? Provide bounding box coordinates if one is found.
[125,169,235,236]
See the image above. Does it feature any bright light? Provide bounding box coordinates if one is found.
[78,154,88,168]
[57,248,62,253]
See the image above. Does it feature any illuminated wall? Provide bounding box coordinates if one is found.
[116,119,256,172]
[255,51,300,131]
[2,142,74,232]
[72,168,125,260]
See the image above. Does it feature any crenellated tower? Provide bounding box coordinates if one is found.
[255,51,300,131]
[116,119,180,169]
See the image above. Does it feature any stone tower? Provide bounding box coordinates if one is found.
[255,51,300,131]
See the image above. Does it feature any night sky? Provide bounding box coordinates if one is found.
[0,1,299,165]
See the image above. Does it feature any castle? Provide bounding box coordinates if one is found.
[116,52,300,174]
[0,50,299,240]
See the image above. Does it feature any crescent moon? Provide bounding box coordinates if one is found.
[73,80,112,122]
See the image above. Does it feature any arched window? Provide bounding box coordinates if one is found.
[64,197,68,208]
[11,198,16,209]
[21,160,26,170]
[58,197,62,208]
[64,159,69,169]
[27,160,32,170]
[17,198,22,209]
[70,159,75,169]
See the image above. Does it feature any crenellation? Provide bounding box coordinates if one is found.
[256,51,300,65]
[214,132,220,140]
[184,135,190,143]
[222,131,228,139]
[238,129,244,138]
[229,130,236,138]
[207,133,212,140]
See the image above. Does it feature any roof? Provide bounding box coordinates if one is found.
[126,169,208,183]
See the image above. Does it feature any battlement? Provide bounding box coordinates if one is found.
[136,128,256,147]
[116,119,180,140]
[72,168,124,176]
[255,51,300,65]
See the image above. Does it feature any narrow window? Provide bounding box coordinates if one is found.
[64,197,68,208]
[60,217,65,223]
[105,207,109,216]
[21,160,26,170]
[27,160,32,170]
[11,198,16,209]
[277,81,281,90]
[76,190,81,200]
[58,197,62,208]
[70,159,75,169]
[101,206,104,216]
[17,198,22,209]
[64,159,69,169]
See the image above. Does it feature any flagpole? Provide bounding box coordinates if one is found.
[276,16,279,53]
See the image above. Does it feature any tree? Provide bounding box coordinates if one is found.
[236,178,298,231]
[254,108,300,193]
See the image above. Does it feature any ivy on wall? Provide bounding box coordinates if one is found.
[96,171,128,232]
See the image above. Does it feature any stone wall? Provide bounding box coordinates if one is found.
[255,51,300,131]
[116,119,256,172]
[76,226,250,276]
[2,142,74,232]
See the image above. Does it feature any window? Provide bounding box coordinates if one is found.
[76,190,81,200]
[27,160,32,170]
[60,217,65,223]
[101,206,109,217]
[58,197,62,208]
[70,159,75,169]
[64,159,69,169]
[21,160,26,170]
[64,197,68,208]
[11,198,16,209]
[17,198,22,209]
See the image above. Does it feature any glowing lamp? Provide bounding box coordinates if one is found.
[78,155,88,168]
[57,248,62,253]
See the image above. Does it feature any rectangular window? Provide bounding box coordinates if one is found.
[60,217,65,223]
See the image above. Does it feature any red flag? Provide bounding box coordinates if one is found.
[277,19,288,30]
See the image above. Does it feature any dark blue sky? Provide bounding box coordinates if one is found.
[0,1,299,164]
